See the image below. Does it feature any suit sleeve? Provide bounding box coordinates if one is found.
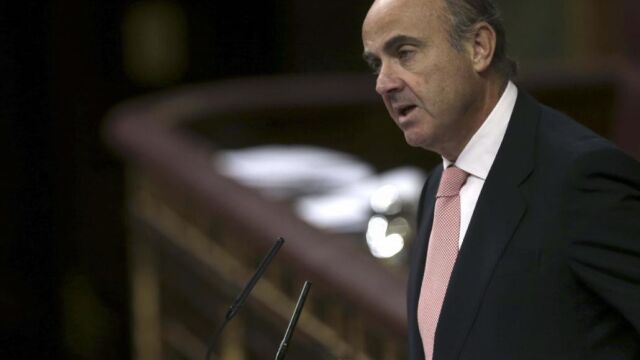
[566,143,640,334]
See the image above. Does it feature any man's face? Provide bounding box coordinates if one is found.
[362,0,481,156]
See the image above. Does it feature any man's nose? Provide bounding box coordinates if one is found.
[375,64,403,95]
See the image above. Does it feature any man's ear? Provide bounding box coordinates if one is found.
[469,22,496,73]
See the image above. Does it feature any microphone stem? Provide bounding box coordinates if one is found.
[275,281,312,360]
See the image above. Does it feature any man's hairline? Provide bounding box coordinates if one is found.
[439,0,513,79]
[362,0,505,78]
[438,0,472,52]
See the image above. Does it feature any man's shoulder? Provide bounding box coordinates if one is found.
[532,101,639,182]
[535,102,620,160]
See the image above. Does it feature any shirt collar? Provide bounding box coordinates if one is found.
[443,81,518,180]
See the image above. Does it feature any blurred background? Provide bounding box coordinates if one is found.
[3,1,639,359]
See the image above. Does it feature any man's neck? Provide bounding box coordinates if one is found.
[441,78,509,162]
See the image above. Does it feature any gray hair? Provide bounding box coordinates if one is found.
[442,0,517,78]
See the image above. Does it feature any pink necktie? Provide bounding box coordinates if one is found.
[417,166,469,359]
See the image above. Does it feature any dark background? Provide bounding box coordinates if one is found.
[2,1,637,359]
[2,1,372,358]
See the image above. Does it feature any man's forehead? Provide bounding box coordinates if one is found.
[365,0,441,22]
[363,0,442,48]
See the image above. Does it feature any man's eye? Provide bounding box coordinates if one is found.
[369,61,381,75]
[398,49,414,61]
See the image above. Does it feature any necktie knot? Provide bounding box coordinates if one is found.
[437,166,469,198]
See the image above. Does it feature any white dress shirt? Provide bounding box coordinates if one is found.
[441,81,518,248]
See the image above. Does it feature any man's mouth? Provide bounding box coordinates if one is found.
[397,105,417,118]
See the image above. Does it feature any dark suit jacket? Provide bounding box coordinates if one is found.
[407,90,640,359]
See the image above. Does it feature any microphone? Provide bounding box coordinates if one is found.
[274,280,312,360]
[205,237,285,360]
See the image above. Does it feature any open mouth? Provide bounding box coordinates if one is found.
[398,105,417,117]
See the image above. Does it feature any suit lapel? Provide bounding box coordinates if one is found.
[434,91,540,359]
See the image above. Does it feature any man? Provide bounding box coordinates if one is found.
[361,0,640,359]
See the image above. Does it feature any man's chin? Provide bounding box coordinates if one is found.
[403,131,429,149]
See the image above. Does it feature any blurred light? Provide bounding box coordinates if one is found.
[215,145,373,198]
[366,216,388,244]
[388,217,411,237]
[366,216,405,258]
[370,234,405,259]
[370,184,401,214]
[296,195,369,232]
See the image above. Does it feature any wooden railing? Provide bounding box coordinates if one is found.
[106,74,411,360]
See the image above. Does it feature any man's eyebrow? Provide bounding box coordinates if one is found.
[362,34,423,62]
[383,35,423,53]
